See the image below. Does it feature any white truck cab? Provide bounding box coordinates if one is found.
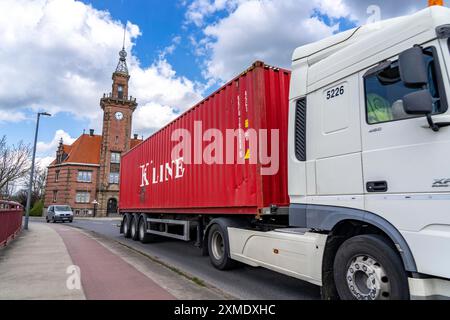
[287,6,450,299]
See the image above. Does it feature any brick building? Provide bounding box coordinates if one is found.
[44,47,142,217]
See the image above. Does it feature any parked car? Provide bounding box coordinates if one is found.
[46,205,74,223]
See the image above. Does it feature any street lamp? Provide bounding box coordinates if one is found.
[24,112,52,230]
[92,199,98,217]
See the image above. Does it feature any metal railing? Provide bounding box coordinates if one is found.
[102,92,137,103]
[0,200,23,247]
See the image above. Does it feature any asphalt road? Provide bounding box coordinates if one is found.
[55,218,321,300]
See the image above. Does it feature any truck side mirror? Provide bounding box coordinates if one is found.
[402,90,447,132]
[399,47,428,88]
[402,90,433,115]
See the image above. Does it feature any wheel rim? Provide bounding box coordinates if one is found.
[211,230,224,261]
[346,255,391,300]
[123,218,128,234]
[131,219,136,236]
[139,220,145,240]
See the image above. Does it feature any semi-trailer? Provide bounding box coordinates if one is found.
[119,6,450,300]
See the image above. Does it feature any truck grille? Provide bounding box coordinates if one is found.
[294,98,307,161]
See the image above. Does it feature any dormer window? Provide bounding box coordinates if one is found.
[118,85,124,99]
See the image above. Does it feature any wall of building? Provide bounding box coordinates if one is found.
[44,164,99,216]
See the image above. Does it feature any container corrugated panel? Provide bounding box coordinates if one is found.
[120,61,291,215]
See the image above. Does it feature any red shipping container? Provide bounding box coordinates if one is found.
[120,61,290,215]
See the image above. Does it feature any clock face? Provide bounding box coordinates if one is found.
[115,112,124,120]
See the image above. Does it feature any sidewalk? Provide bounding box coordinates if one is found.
[0,222,228,300]
[0,223,85,300]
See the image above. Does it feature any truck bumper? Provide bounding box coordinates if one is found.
[409,277,450,300]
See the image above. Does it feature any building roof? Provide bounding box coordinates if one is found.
[130,138,142,149]
[49,134,142,167]
[62,144,72,154]
[66,134,102,164]
[49,134,102,167]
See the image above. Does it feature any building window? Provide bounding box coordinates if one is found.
[75,192,90,204]
[364,47,445,124]
[53,190,58,203]
[77,171,92,183]
[118,85,124,99]
[111,152,121,164]
[109,172,119,184]
[55,170,60,182]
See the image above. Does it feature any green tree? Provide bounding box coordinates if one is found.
[30,199,44,217]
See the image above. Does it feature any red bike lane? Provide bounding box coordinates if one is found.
[51,224,175,300]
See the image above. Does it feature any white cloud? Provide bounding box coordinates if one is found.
[160,36,182,58]
[0,0,203,140]
[185,0,450,83]
[36,129,76,155]
[0,111,27,123]
[185,0,242,27]
[130,58,202,120]
[338,0,435,24]
[190,0,339,82]
[36,156,56,170]
[0,0,139,121]
[133,103,179,137]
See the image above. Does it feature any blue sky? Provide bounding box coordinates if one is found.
[81,0,201,79]
[2,0,203,149]
[0,0,438,167]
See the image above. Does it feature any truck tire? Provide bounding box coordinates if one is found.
[333,234,409,300]
[123,214,132,238]
[208,223,237,270]
[138,215,158,243]
[130,214,139,241]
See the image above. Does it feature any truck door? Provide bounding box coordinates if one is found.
[360,44,450,230]
[307,74,364,208]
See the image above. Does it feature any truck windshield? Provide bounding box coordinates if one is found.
[365,47,445,124]
[55,206,71,211]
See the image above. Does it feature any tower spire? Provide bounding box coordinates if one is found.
[115,24,128,75]
[122,23,126,49]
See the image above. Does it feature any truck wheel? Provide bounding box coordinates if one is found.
[208,224,237,270]
[138,215,157,243]
[333,234,409,300]
[123,214,132,238]
[130,214,139,241]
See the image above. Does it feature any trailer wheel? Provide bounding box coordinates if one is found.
[208,224,236,270]
[123,214,132,238]
[333,234,409,300]
[130,214,140,241]
[138,215,158,243]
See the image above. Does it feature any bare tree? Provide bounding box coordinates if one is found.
[13,188,29,206]
[0,135,32,195]
[24,162,47,200]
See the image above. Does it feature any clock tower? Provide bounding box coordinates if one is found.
[97,46,138,217]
